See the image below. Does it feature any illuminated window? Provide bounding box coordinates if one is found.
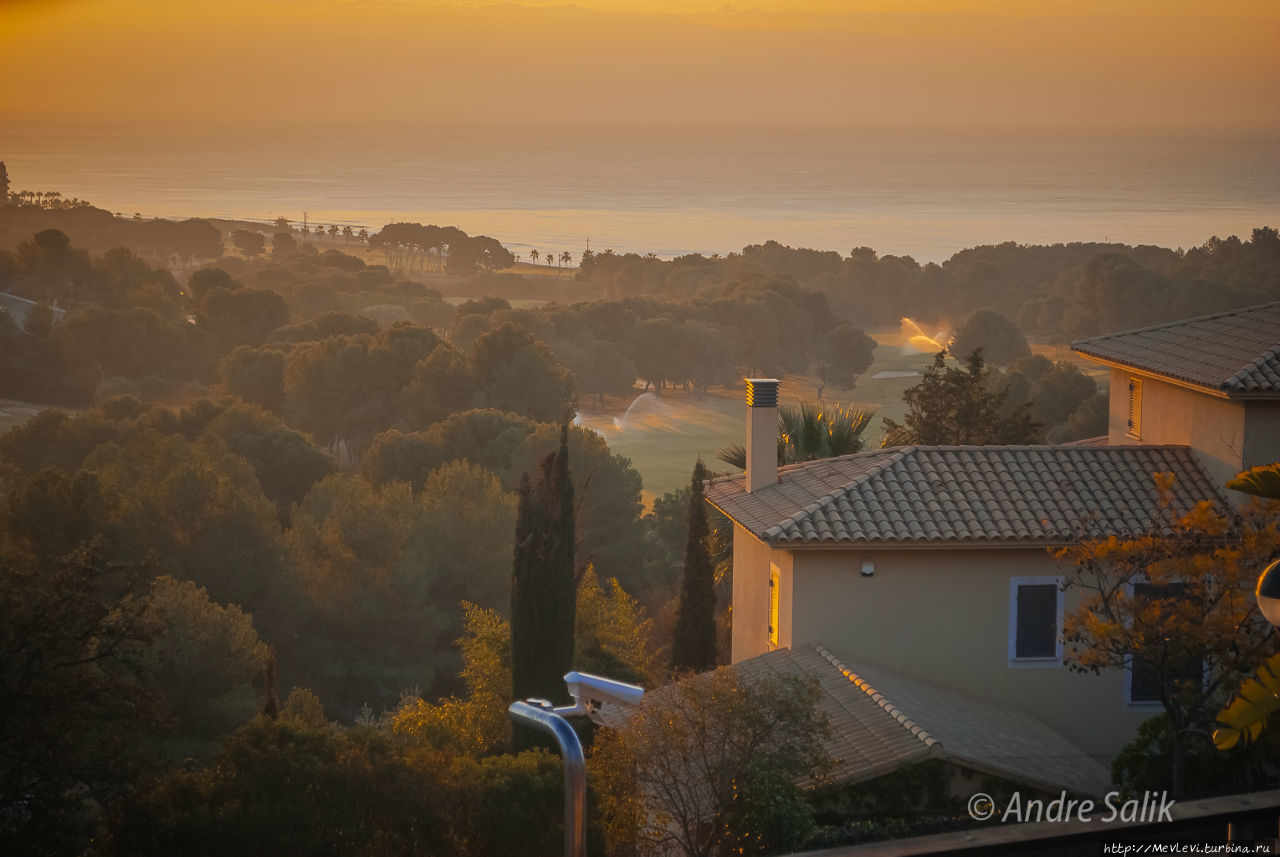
[768,565,780,649]
[1008,576,1063,667]
[1127,377,1142,438]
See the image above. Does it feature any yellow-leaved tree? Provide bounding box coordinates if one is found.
[391,601,513,755]
[392,567,660,755]
[590,666,831,857]
[1056,472,1279,796]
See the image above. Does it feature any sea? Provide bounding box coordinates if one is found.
[3,123,1277,263]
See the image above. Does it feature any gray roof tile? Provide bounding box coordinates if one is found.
[736,645,1113,797]
[706,445,1227,547]
[1072,301,1280,396]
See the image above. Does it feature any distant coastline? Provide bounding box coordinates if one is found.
[3,125,1277,263]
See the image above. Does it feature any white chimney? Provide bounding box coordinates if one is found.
[745,378,779,493]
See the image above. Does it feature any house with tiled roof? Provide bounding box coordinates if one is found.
[707,302,1280,793]
[1073,300,1280,486]
[738,644,1113,799]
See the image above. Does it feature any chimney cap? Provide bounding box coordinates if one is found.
[745,378,780,408]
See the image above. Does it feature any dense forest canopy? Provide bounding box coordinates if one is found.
[1,196,1278,855]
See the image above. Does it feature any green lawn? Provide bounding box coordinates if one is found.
[0,327,1090,508]
[0,399,53,435]
[579,328,941,506]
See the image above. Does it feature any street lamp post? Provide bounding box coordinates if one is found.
[508,671,645,857]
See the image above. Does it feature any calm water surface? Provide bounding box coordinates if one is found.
[4,124,1277,261]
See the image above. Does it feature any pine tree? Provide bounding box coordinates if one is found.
[882,349,1042,446]
[511,425,576,747]
[672,458,717,672]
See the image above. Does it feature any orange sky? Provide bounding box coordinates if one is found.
[2,0,1278,133]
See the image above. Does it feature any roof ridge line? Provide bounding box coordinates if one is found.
[711,447,899,490]
[812,644,941,751]
[764,448,911,539]
[808,445,912,511]
[775,446,902,476]
[902,442,1190,452]
[1070,299,1280,348]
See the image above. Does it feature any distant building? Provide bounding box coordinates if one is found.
[0,292,67,329]
[708,302,1280,793]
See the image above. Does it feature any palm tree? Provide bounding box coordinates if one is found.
[530,249,540,265]
[342,226,354,242]
[561,250,572,270]
[357,228,369,243]
[546,252,553,268]
[717,402,875,469]
[328,224,340,241]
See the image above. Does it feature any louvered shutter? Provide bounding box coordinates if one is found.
[1016,584,1058,658]
[768,567,779,649]
[1128,377,1142,437]
[1130,658,1161,702]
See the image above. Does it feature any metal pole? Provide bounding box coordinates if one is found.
[508,701,587,857]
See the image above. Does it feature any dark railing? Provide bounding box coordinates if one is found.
[788,789,1280,857]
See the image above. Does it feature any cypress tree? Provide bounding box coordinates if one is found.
[511,426,576,747]
[672,458,717,672]
[261,650,280,720]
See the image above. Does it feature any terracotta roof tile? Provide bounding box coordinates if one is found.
[1072,301,1280,396]
[706,445,1227,547]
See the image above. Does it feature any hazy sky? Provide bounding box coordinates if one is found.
[3,0,1278,134]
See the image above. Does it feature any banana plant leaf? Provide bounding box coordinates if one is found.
[1212,651,1280,750]
[1226,463,1280,501]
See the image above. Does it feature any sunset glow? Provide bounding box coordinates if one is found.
[3,0,1278,132]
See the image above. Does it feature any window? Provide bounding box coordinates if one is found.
[1127,377,1143,438]
[1008,577,1063,667]
[1126,581,1202,705]
[768,565,780,649]
[1128,658,1162,704]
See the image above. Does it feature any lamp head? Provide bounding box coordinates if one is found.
[1258,559,1280,628]
[563,671,644,727]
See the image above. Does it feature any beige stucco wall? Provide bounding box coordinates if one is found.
[730,523,793,662]
[1106,368,1246,487]
[735,544,1157,766]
